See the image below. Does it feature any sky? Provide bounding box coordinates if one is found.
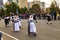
[3,0,60,8]
[3,0,7,4]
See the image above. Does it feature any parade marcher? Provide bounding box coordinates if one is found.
[28,15,36,36]
[47,14,52,24]
[4,14,10,27]
[28,15,33,35]
[13,14,20,32]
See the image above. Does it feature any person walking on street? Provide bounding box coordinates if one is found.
[28,15,37,36]
[47,14,52,24]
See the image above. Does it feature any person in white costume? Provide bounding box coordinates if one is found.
[13,14,20,32]
[28,15,36,36]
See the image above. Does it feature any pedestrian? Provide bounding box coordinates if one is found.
[47,14,52,24]
[7,16,10,24]
[4,14,9,27]
[13,14,20,32]
[28,15,33,35]
[28,15,36,36]
[33,14,37,23]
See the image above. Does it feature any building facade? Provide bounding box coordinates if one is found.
[40,2,45,10]
[33,0,40,1]
[0,0,3,9]
[18,0,28,8]
[28,1,41,8]
[7,0,45,9]
[28,1,45,12]
[13,0,18,3]
[7,0,28,8]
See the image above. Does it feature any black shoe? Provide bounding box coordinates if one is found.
[28,33,30,35]
[19,26,21,29]
[50,23,52,24]
[34,34,36,36]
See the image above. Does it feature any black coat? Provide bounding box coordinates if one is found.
[33,15,36,20]
[47,16,51,21]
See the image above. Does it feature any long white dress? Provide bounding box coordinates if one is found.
[13,16,20,31]
[30,22,36,32]
[29,18,36,33]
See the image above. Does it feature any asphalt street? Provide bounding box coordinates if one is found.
[0,19,60,40]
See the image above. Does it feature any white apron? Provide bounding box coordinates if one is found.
[14,22,20,31]
[13,16,20,31]
[30,22,36,32]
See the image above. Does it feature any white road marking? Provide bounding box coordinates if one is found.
[0,31,19,40]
